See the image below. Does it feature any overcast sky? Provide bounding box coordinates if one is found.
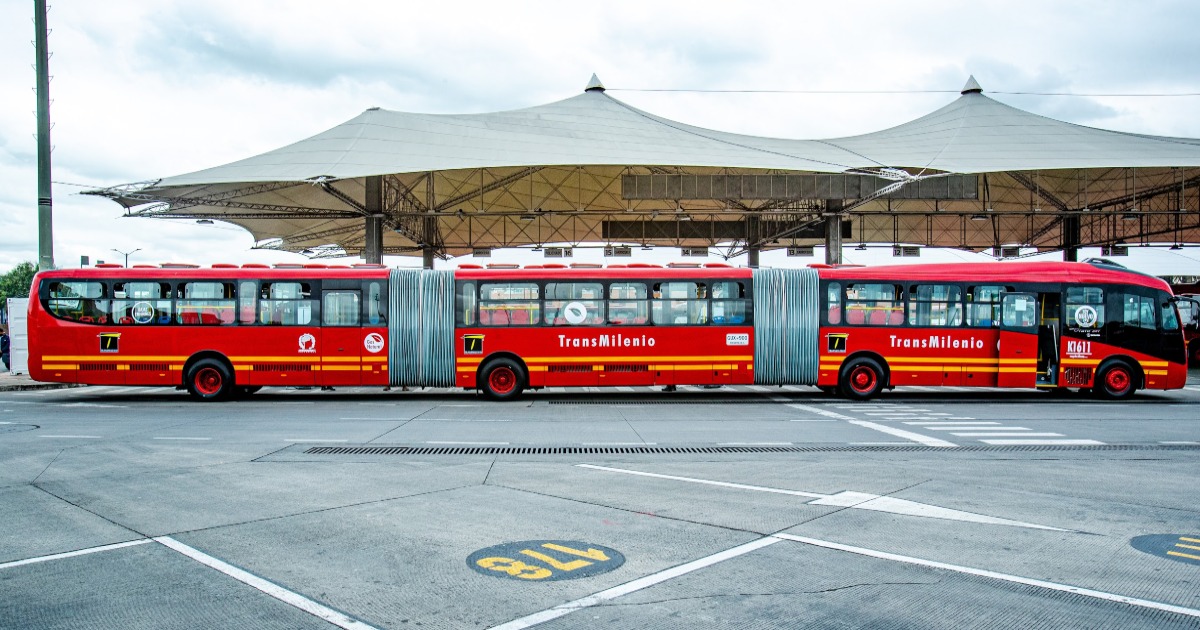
[3,0,1200,273]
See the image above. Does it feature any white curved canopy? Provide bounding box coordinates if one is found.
[91,76,1200,257]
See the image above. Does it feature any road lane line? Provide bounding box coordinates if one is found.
[927,426,1030,431]
[903,421,998,425]
[152,437,212,441]
[951,432,1065,437]
[576,464,827,498]
[488,536,783,629]
[39,435,102,439]
[774,534,1200,620]
[286,439,350,443]
[155,537,378,630]
[0,540,151,570]
[426,441,510,445]
[845,421,958,447]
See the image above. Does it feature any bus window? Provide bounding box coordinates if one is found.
[909,285,962,327]
[1065,286,1104,329]
[826,282,841,325]
[1163,300,1180,331]
[608,282,649,325]
[844,283,903,326]
[712,281,747,325]
[967,285,1006,327]
[259,282,314,326]
[113,282,172,325]
[238,281,257,325]
[178,281,236,325]
[480,282,539,326]
[545,282,604,326]
[456,281,477,326]
[47,281,108,323]
[323,291,360,326]
[1119,292,1157,330]
[366,281,386,325]
[652,282,707,325]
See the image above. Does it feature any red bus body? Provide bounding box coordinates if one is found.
[28,267,391,395]
[26,260,1188,400]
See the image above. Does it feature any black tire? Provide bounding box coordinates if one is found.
[479,357,526,401]
[185,358,234,401]
[1094,361,1137,400]
[839,357,886,401]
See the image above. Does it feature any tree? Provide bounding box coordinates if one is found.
[0,262,38,321]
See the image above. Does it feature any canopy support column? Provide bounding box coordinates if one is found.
[824,200,844,265]
[364,175,383,264]
[1062,211,1080,262]
[746,215,760,268]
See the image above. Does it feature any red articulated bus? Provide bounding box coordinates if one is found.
[27,259,1189,401]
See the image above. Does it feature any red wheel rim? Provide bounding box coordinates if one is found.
[195,367,223,396]
[1105,368,1130,394]
[488,367,516,395]
[849,366,876,393]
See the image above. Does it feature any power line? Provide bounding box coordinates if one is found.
[609,88,1200,97]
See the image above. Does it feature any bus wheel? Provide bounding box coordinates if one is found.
[1094,362,1136,400]
[480,358,526,401]
[840,358,885,401]
[186,359,233,401]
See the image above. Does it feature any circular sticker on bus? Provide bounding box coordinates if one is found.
[364,332,385,353]
[1074,305,1098,328]
[563,301,588,325]
[131,301,155,324]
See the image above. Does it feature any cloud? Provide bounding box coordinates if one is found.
[2,1,1199,271]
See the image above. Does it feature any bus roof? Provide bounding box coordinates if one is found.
[816,261,1172,292]
[34,266,392,281]
[452,266,754,281]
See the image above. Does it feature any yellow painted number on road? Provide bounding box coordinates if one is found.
[540,543,610,561]
[476,557,552,580]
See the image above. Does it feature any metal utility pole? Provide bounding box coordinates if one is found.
[35,0,55,269]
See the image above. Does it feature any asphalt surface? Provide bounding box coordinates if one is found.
[2,376,1199,629]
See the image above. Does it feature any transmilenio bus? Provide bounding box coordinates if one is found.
[27,260,1189,401]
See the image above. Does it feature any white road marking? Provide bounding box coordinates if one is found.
[39,435,102,439]
[577,464,825,498]
[488,537,783,630]
[865,412,919,416]
[718,442,793,446]
[1160,441,1200,445]
[152,437,212,441]
[744,385,771,392]
[845,421,958,447]
[286,439,350,443]
[952,432,1065,437]
[0,540,151,570]
[577,465,1064,530]
[981,439,1106,446]
[927,426,1030,431]
[904,421,998,425]
[774,534,1200,620]
[60,402,127,408]
[778,402,857,421]
[615,387,635,392]
[581,442,657,446]
[155,537,378,630]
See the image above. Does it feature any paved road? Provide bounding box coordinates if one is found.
[2,381,1199,628]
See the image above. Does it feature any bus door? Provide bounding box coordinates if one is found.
[320,285,362,387]
[998,292,1039,388]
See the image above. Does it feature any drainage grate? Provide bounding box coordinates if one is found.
[304,444,1200,456]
